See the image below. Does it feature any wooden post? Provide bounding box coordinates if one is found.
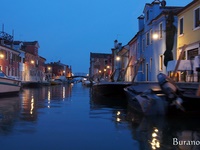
[132,57,144,83]
[122,56,132,81]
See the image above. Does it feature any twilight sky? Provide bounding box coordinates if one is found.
[0,0,192,73]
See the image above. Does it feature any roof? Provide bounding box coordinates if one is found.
[90,52,111,59]
[23,41,38,46]
[177,0,200,15]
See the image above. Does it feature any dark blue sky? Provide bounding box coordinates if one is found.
[0,0,191,73]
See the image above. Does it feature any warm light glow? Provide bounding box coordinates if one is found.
[0,54,4,58]
[48,67,51,70]
[63,86,65,99]
[116,56,120,61]
[116,117,121,122]
[30,95,34,115]
[152,33,159,40]
[151,127,160,149]
[31,60,35,64]
[63,70,65,73]
[117,111,121,115]
[152,132,157,138]
[107,66,110,69]
[104,69,106,72]
[99,70,102,73]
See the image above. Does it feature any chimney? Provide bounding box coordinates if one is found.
[114,40,118,48]
[138,15,144,31]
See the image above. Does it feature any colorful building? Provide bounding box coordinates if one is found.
[172,0,200,82]
[0,31,20,78]
[89,52,112,81]
[127,0,182,82]
[45,61,72,80]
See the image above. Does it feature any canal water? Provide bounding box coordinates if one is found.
[0,83,200,150]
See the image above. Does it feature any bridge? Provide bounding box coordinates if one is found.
[69,72,89,79]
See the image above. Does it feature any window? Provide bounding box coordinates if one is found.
[146,10,149,21]
[179,17,184,35]
[6,51,8,60]
[142,39,145,52]
[150,58,152,72]
[159,55,163,71]
[194,7,200,29]
[159,23,163,38]
[146,32,150,46]
[150,29,153,44]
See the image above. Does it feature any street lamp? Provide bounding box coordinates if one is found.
[31,60,35,64]
[0,54,4,59]
[116,56,120,61]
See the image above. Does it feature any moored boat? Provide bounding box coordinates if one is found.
[92,81,132,97]
[157,73,200,114]
[0,70,21,96]
[124,73,200,116]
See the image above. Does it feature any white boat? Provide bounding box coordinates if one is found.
[0,70,22,95]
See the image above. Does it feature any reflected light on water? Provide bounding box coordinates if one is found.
[30,95,34,115]
[63,86,65,99]
[47,88,51,108]
[116,111,121,122]
[48,88,51,100]
[151,128,160,149]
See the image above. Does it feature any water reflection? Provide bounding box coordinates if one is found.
[0,84,72,135]
[0,96,20,135]
[126,106,200,150]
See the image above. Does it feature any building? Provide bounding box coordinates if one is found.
[132,0,182,81]
[0,31,20,78]
[171,0,200,82]
[89,52,112,81]
[45,61,72,80]
[125,33,139,82]
[20,41,46,82]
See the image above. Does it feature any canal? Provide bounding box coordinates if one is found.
[0,83,200,150]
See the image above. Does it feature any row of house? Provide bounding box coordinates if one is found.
[89,0,200,82]
[0,31,72,82]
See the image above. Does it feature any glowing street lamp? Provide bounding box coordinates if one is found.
[152,33,159,40]
[31,60,35,64]
[116,56,120,61]
[0,54,4,59]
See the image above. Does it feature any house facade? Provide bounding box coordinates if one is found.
[174,0,200,82]
[45,61,72,79]
[20,41,46,82]
[126,33,139,82]
[89,52,112,81]
[0,31,20,78]
[130,0,182,82]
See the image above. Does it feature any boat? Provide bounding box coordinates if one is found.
[124,73,200,116]
[126,88,168,116]
[50,79,62,85]
[92,81,132,97]
[157,73,200,114]
[0,70,22,95]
